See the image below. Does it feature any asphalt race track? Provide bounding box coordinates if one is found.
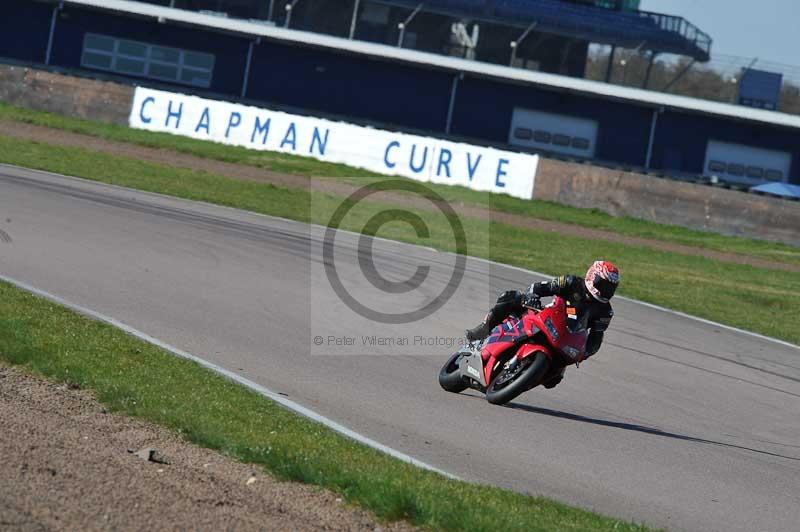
[1,166,799,532]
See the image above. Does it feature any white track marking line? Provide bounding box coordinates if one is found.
[0,272,459,480]
[464,255,800,351]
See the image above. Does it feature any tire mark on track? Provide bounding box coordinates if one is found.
[609,341,800,398]
[617,329,800,383]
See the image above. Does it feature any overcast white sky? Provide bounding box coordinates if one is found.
[640,0,798,66]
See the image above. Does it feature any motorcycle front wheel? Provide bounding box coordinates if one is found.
[438,352,469,393]
[485,352,550,405]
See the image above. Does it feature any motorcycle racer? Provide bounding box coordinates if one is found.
[465,260,620,389]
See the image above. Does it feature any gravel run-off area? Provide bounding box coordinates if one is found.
[0,363,416,531]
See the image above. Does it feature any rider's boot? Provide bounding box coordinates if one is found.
[466,291,520,342]
[465,311,502,342]
[465,322,491,342]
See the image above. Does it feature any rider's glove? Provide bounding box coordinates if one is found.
[522,288,542,310]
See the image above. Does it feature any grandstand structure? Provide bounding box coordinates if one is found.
[138,0,711,80]
[1,0,798,187]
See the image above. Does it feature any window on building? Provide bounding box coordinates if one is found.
[746,166,764,179]
[726,163,745,176]
[81,33,215,88]
[552,134,571,147]
[765,169,784,181]
[571,137,590,150]
[533,130,551,143]
[708,160,726,173]
[513,127,533,140]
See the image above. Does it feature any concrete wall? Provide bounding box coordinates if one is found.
[1,64,797,247]
[535,158,800,247]
[0,64,132,124]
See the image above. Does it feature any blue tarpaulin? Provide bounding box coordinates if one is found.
[749,182,800,199]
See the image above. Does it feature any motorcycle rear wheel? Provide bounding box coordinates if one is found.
[438,352,469,393]
[485,352,550,405]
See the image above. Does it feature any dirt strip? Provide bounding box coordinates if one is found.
[0,363,414,532]
[1,120,797,273]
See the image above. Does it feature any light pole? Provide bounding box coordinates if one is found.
[241,37,261,98]
[285,0,299,28]
[45,1,64,66]
[397,3,423,48]
[348,0,361,39]
[729,75,739,103]
[509,21,537,67]
[604,44,616,82]
[642,51,658,89]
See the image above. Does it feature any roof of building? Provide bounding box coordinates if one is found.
[371,0,711,60]
[63,0,800,131]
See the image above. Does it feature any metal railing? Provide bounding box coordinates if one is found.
[637,10,711,58]
[131,0,712,62]
[372,0,711,60]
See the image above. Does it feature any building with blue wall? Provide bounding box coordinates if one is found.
[2,0,799,185]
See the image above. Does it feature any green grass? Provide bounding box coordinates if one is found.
[0,281,654,531]
[1,135,798,345]
[0,101,375,179]
[1,101,798,266]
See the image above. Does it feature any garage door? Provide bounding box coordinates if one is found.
[508,108,598,158]
[704,140,791,185]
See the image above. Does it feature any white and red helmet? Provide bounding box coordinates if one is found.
[584,260,620,303]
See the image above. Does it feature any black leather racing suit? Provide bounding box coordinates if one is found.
[529,275,613,356]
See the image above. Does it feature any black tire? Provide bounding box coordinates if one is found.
[485,352,550,405]
[438,352,469,393]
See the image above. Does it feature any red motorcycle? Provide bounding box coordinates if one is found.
[439,295,588,405]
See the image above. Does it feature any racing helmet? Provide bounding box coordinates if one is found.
[584,260,620,303]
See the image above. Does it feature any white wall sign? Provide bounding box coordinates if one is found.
[129,87,538,199]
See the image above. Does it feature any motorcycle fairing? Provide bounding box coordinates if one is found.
[479,297,588,384]
[535,298,588,362]
[456,347,487,388]
[480,316,541,384]
[515,343,547,361]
